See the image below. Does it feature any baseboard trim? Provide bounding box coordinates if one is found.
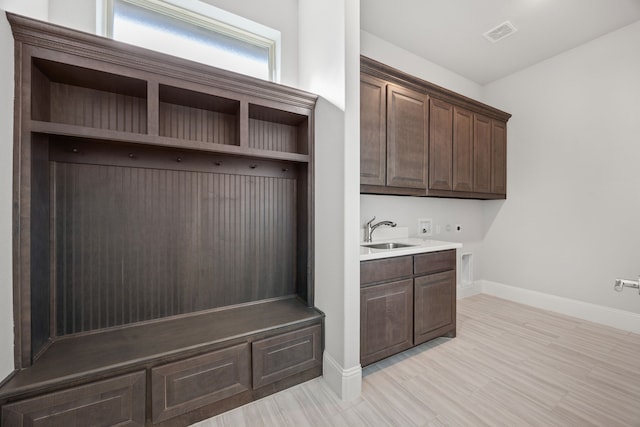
[478,279,640,334]
[322,351,362,401]
[457,282,482,299]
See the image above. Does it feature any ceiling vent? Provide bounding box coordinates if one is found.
[483,21,518,43]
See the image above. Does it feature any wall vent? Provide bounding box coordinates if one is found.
[483,21,518,43]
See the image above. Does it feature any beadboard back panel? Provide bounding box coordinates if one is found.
[158,84,240,145]
[52,154,297,336]
[160,103,239,145]
[31,57,148,134]
[249,119,297,152]
[49,83,148,133]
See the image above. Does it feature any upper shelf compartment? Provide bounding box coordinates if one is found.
[249,104,309,155]
[16,10,316,163]
[31,58,148,134]
[159,84,240,146]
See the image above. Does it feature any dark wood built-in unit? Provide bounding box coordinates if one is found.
[2,372,146,426]
[386,84,429,190]
[359,74,387,187]
[360,277,413,367]
[252,324,322,389]
[360,56,511,199]
[360,250,456,366]
[3,12,322,426]
[429,98,454,191]
[413,251,457,346]
[452,106,474,192]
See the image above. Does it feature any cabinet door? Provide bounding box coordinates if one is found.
[2,372,145,427]
[414,271,456,346]
[428,98,453,191]
[453,107,474,192]
[473,114,492,193]
[360,74,387,186]
[491,120,507,195]
[386,84,428,189]
[360,279,413,366]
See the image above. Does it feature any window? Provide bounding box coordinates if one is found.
[104,0,279,81]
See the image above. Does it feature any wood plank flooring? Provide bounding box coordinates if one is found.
[192,294,640,426]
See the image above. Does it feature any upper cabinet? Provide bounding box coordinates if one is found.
[386,84,428,190]
[360,76,428,195]
[360,74,386,186]
[491,120,507,195]
[452,106,474,192]
[360,56,511,200]
[473,114,493,194]
[428,98,453,191]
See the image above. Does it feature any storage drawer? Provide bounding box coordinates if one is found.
[414,249,456,275]
[1,371,145,427]
[252,324,322,389]
[151,343,250,423]
[361,256,413,285]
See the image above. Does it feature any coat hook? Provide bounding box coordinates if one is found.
[214,161,222,166]
[250,164,257,169]
[282,168,288,172]
[128,153,135,159]
[72,147,79,153]
[176,157,182,162]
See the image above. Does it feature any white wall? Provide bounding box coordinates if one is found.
[361,30,483,101]
[299,0,361,400]
[48,0,94,32]
[47,0,300,87]
[0,0,49,382]
[361,196,487,279]
[482,20,640,314]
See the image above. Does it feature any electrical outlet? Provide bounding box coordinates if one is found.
[418,219,432,236]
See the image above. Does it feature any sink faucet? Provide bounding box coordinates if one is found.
[364,216,397,242]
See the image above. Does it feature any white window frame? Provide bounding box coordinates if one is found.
[98,0,281,82]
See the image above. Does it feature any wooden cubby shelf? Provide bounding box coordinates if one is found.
[31,57,149,134]
[158,84,240,146]
[249,103,309,154]
[4,12,321,426]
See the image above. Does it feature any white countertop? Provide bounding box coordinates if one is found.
[360,238,462,261]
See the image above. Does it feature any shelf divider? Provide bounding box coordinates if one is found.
[147,79,160,136]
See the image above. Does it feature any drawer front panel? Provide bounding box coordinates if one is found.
[361,256,413,285]
[414,250,455,275]
[252,324,322,389]
[1,372,145,427]
[151,343,250,423]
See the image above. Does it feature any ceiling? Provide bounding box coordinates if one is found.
[360,0,640,85]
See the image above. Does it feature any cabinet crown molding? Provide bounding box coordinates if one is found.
[361,56,511,123]
[7,12,318,110]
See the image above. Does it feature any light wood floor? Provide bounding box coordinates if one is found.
[192,294,640,426]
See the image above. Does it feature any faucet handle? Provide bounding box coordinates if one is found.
[366,216,376,227]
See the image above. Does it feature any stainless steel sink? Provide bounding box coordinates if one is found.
[361,242,416,250]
